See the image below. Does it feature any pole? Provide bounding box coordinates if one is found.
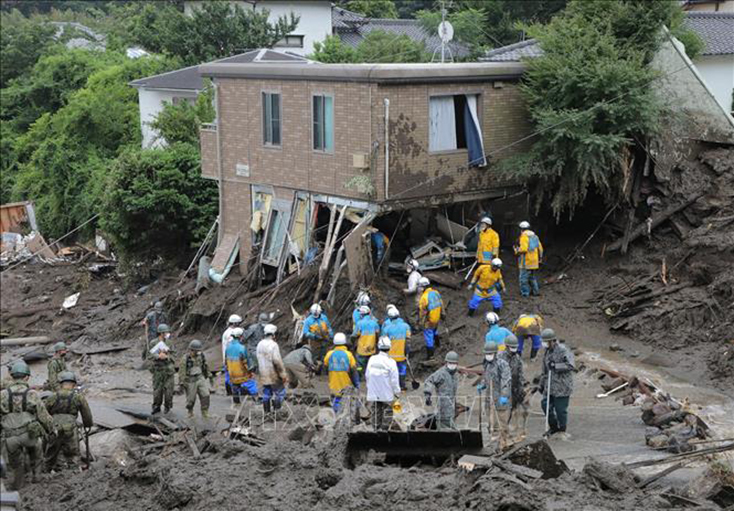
[83,426,92,469]
[463,260,478,282]
[440,2,446,63]
[544,369,552,433]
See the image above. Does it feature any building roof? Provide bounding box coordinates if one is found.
[684,12,734,55]
[130,49,311,91]
[332,7,470,59]
[200,61,525,84]
[480,39,542,62]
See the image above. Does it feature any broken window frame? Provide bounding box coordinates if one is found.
[312,93,334,153]
[262,91,282,147]
[261,198,292,268]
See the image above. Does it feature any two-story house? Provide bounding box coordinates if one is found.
[198,60,532,283]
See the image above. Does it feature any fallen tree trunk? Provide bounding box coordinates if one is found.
[606,194,705,253]
[0,336,52,347]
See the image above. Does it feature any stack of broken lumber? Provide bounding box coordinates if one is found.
[595,368,711,453]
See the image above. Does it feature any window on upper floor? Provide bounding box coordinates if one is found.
[276,35,305,48]
[313,94,334,152]
[429,93,486,166]
[262,92,281,146]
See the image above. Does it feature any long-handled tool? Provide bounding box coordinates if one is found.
[406,358,420,390]
[544,369,552,434]
[596,381,629,399]
[463,260,478,282]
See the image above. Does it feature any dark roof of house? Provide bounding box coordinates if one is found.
[480,39,542,62]
[332,7,471,59]
[684,12,734,55]
[130,49,311,91]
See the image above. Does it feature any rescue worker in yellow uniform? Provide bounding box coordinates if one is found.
[514,221,543,297]
[467,258,505,316]
[382,305,411,390]
[303,303,333,372]
[512,313,544,359]
[418,277,443,359]
[353,305,380,374]
[476,217,500,264]
[324,333,359,413]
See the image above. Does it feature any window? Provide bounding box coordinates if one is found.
[262,92,281,146]
[276,35,304,48]
[313,94,334,152]
[263,209,287,265]
[429,94,486,166]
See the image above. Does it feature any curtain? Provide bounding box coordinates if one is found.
[324,96,334,151]
[464,94,486,167]
[429,96,457,151]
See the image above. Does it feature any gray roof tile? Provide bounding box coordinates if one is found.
[684,12,734,56]
[480,39,542,62]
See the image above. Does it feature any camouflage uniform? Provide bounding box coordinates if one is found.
[481,356,511,444]
[0,381,55,490]
[151,354,176,413]
[499,350,529,438]
[46,357,67,391]
[424,366,458,430]
[44,388,93,470]
[539,343,575,434]
[180,352,211,415]
[145,309,168,342]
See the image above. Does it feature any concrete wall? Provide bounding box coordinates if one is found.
[685,0,734,11]
[183,0,332,56]
[138,88,198,148]
[694,54,734,113]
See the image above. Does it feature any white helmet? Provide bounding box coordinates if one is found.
[359,305,371,316]
[480,217,492,226]
[309,303,322,316]
[377,336,391,351]
[519,221,531,229]
[333,332,347,346]
[231,327,244,338]
[264,324,277,336]
[418,277,430,287]
[386,305,399,319]
[228,314,242,324]
[407,259,420,271]
[491,258,503,268]
[356,292,370,306]
[485,312,499,325]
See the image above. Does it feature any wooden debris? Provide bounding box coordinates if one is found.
[184,432,201,458]
[636,462,685,489]
[0,336,52,347]
[625,442,734,469]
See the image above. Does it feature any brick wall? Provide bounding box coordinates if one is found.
[200,126,218,179]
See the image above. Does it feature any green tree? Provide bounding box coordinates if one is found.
[417,7,491,54]
[0,9,57,85]
[357,30,426,62]
[100,143,218,263]
[343,0,398,18]
[150,85,216,146]
[309,35,358,63]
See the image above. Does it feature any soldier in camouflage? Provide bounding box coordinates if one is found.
[424,351,460,430]
[499,334,529,440]
[44,371,93,471]
[180,340,212,418]
[0,361,55,490]
[539,329,575,438]
[141,301,168,359]
[46,341,69,391]
[477,342,511,446]
[150,325,175,415]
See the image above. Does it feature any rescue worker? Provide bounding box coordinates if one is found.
[381,304,398,334]
[225,328,258,405]
[142,301,168,357]
[180,340,212,418]
[512,313,544,359]
[0,361,55,490]
[499,334,529,440]
[256,324,288,416]
[418,277,443,359]
[476,217,500,264]
[283,344,315,389]
[46,341,69,391]
[424,351,460,430]
[365,337,400,430]
[402,259,422,297]
[221,313,243,364]
[302,304,334,370]
[370,229,390,271]
[484,312,511,351]
[539,329,575,438]
[354,305,380,374]
[244,312,270,373]
[467,258,505,316]
[150,328,175,415]
[352,292,371,334]
[381,305,411,390]
[324,332,358,413]
[44,371,93,471]
[514,221,543,297]
[477,342,511,446]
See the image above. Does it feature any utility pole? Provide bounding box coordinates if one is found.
[440,0,446,64]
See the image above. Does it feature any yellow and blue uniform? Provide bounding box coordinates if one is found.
[419,287,443,349]
[477,227,500,263]
[352,308,362,334]
[512,314,544,358]
[468,264,505,312]
[516,231,543,297]
[354,314,380,373]
[303,314,333,362]
[383,318,411,389]
[225,341,258,396]
[485,324,511,352]
[324,346,358,412]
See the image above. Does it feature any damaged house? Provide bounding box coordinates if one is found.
[197,59,534,288]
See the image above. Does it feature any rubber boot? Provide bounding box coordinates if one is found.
[151,406,161,415]
[399,374,406,391]
[263,400,272,414]
[467,308,475,317]
[530,348,538,360]
[426,347,435,359]
[201,396,210,418]
[164,406,171,414]
[187,408,194,418]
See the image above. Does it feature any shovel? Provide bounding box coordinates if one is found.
[596,381,629,399]
[406,358,420,390]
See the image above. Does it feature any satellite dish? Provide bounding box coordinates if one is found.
[438,21,454,43]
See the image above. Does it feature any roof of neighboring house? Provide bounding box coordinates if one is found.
[332,7,471,59]
[480,39,542,62]
[130,49,311,91]
[684,12,734,55]
[200,61,525,84]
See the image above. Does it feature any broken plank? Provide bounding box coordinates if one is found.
[486,472,532,491]
[458,454,493,471]
[492,459,543,480]
[636,462,685,489]
[184,432,201,458]
[625,442,734,469]
[0,336,52,347]
[423,271,462,290]
[71,345,130,356]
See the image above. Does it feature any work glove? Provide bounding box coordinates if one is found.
[476,383,487,393]
[467,283,474,290]
[548,361,556,371]
[499,396,509,406]
[424,394,432,406]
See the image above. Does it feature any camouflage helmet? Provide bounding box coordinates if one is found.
[189,339,203,351]
[157,323,171,334]
[154,301,163,311]
[541,328,557,342]
[445,351,459,363]
[53,341,68,353]
[58,371,77,384]
[483,342,499,354]
[10,360,30,378]
[504,334,519,350]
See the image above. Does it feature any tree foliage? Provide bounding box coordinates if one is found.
[310,31,426,63]
[0,9,57,85]
[499,0,693,219]
[150,86,216,146]
[100,142,218,263]
[342,0,398,19]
